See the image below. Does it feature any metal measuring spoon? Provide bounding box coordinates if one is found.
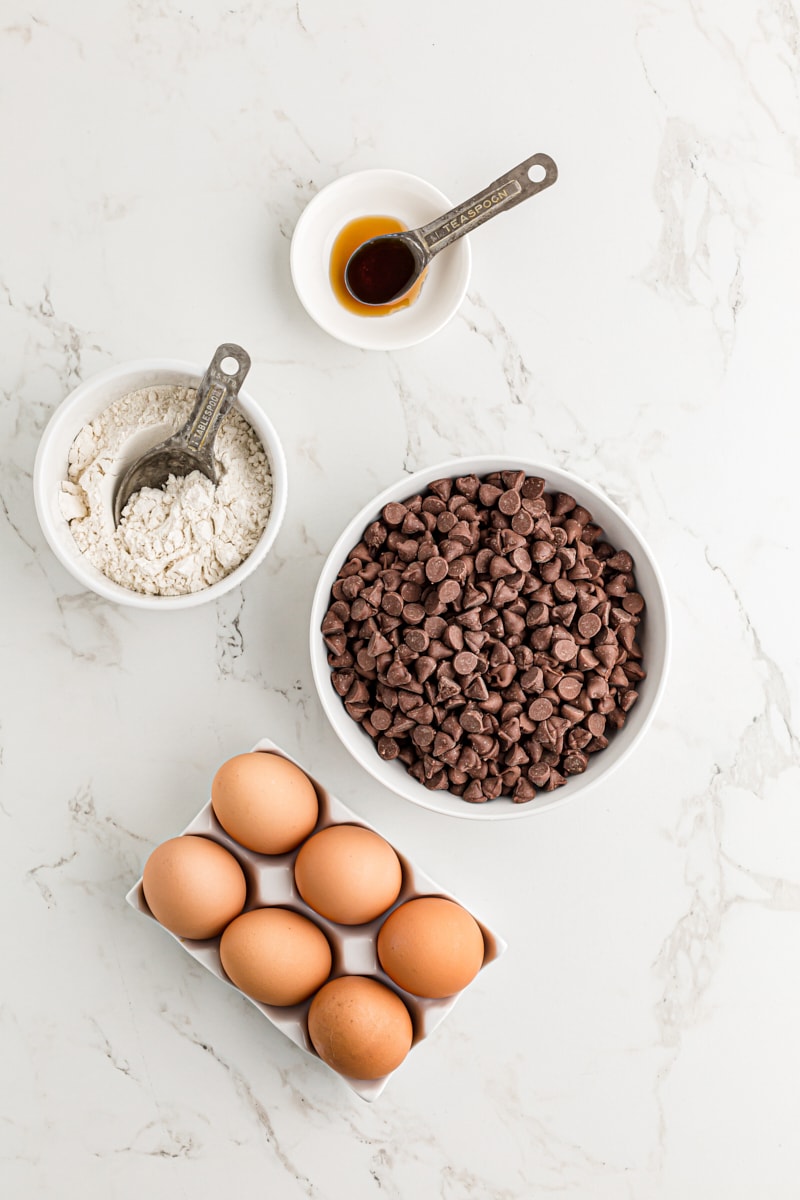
[344,152,558,307]
[113,343,251,526]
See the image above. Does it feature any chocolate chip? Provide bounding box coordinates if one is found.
[412,725,436,751]
[577,610,602,639]
[341,575,363,599]
[520,666,545,693]
[623,592,645,615]
[470,733,496,758]
[478,483,502,507]
[414,655,437,683]
[595,644,618,672]
[498,489,522,515]
[380,591,403,616]
[567,727,592,751]
[532,540,555,563]
[332,670,354,696]
[324,631,347,656]
[364,521,387,549]
[404,628,430,653]
[437,579,462,604]
[402,512,426,535]
[377,736,399,760]
[511,509,535,536]
[552,637,578,663]
[403,602,426,625]
[607,551,633,572]
[513,777,537,802]
[455,474,480,499]
[528,763,550,787]
[443,623,464,652]
[383,502,407,527]
[528,697,554,721]
[453,651,479,675]
[521,477,545,499]
[563,750,588,774]
[510,546,532,572]
[553,492,576,517]
[386,662,412,687]
[464,675,490,701]
[556,675,582,701]
[585,675,608,700]
[371,708,393,731]
[586,713,606,737]
[368,632,392,657]
[459,708,484,733]
[553,578,576,602]
[609,665,629,688]
[428,639,451,661]
[482,775,503,799]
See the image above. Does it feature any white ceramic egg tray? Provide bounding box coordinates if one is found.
[126,736,507,1101]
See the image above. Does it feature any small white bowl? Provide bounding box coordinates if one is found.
[33,358,288,610]
[290,168,471,351]
[310,457,671,821]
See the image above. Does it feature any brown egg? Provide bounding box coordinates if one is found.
[220,907,332,1007]
[211,751,319,854]
[142,835,246,940]
[307,976,413,1080]
[377,896,485,998]
[294,824,402,925]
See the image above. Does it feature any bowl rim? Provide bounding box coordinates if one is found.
[309,455,672,820]
[33,356,289,610]
[289,167,472,351]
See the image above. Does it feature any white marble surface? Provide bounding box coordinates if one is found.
[2,1,800,1196]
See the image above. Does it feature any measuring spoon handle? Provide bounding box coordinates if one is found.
[416,152,558,258]
[179,343,251,462]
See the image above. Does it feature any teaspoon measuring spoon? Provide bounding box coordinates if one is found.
[113,343,251,526]
[344,152,558,307]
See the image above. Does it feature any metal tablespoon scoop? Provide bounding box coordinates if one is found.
[344,152,558,307]
[113,343,251,526]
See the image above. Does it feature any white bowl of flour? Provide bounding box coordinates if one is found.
[34,358,288,609]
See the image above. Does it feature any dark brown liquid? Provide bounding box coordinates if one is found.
[329,215,425,317]
[346,238,417,306]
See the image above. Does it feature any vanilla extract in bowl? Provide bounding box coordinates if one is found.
[329,215,426,316]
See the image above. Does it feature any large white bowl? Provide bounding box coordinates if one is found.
[33,358,288,610]
[290,168,471,351]
[310,457,671,820]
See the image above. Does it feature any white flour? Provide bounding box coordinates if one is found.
[60,385,273,596]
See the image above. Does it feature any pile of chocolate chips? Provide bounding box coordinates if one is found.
[321,471,646,804]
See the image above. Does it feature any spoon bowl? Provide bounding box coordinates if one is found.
[344,233,426,307]
[112,343,251,525]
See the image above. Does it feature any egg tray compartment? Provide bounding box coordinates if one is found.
[126,735,507,1101]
